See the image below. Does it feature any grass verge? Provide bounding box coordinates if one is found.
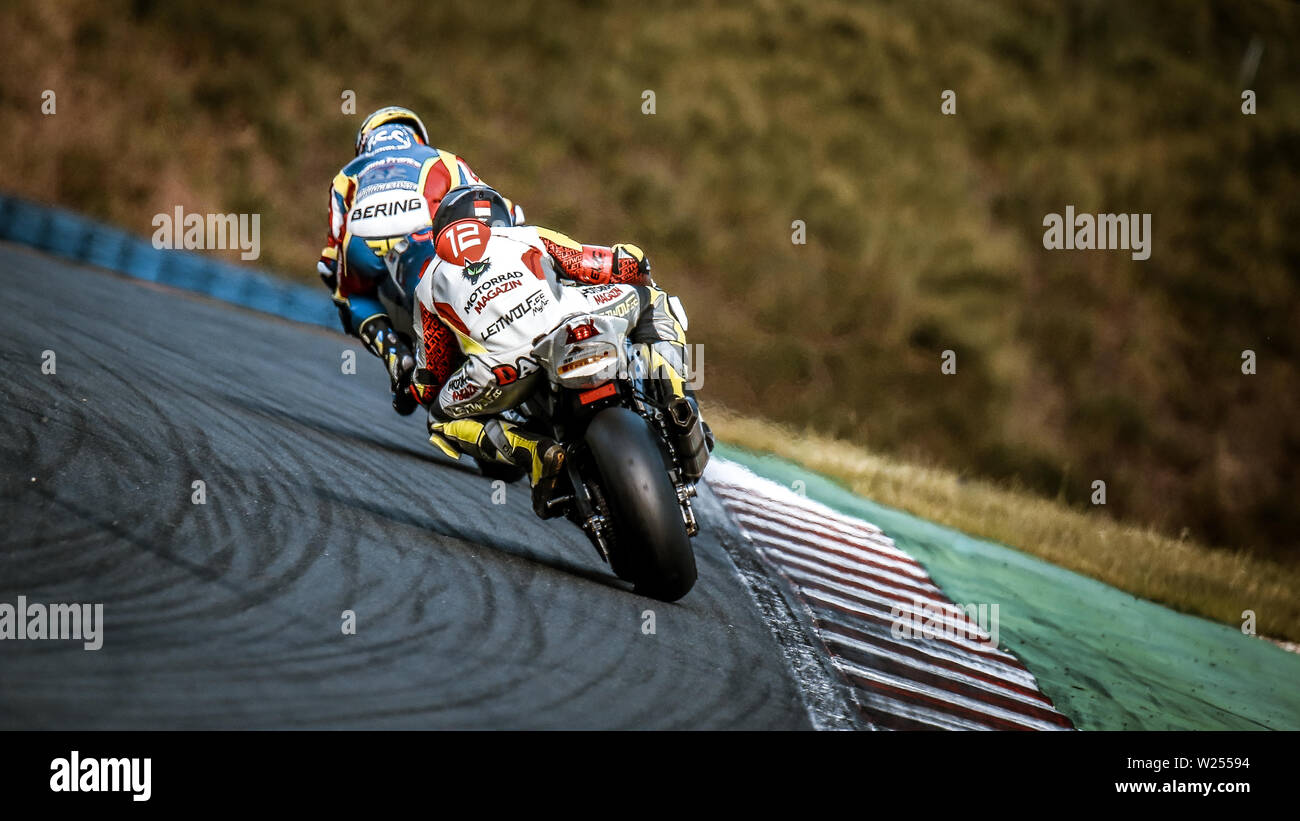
[706,404,1300,644]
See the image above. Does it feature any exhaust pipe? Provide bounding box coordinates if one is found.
[666,397,710,481]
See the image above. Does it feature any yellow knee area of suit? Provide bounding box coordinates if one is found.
[428,418,487,460]
[429,418,547,483]
[427,430,462,460]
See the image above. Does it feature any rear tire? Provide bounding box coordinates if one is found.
[584,407,697,601]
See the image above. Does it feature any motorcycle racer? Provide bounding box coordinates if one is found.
[316,106,519,416]
[408,185,698,516]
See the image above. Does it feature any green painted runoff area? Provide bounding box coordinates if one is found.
[716,444,1300,730]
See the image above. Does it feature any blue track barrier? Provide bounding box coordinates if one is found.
[0,194,338,330]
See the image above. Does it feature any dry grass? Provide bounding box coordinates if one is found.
[707,405,1300,643]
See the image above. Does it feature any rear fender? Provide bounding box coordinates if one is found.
[531,313,630,389]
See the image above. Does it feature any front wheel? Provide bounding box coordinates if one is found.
[584,407,697,601]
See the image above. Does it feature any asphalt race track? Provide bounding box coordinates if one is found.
[0,243,812,729]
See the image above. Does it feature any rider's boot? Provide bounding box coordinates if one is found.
[487,420,567,518]
[633,340,711,480]
[359,315,417,416]
[530,443,567,519]
[392,383,418,416]
[428,416,567,518]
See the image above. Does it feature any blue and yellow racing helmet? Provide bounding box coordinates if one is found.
[355,106,429,155]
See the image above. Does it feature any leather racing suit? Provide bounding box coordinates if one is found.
[316,123,493,410]
[410,220,691,488]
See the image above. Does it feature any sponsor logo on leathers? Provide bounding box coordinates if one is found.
[482,292,550,340]
[492,357,540,386]
[462,259,492,284]
[350,197,424,221]
[462,270,523,313]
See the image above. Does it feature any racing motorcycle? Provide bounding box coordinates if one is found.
[378,234,710,602]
